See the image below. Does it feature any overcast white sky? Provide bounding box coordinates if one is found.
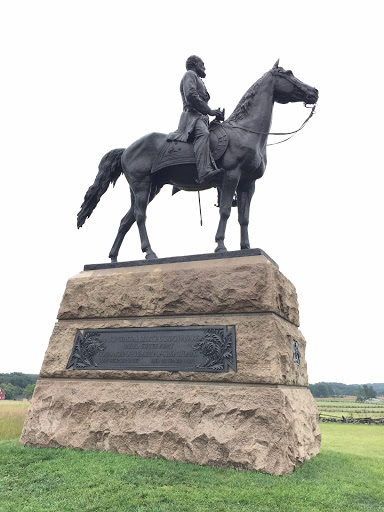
[1,1,383,384]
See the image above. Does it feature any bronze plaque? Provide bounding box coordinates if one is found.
[67,326,237,373]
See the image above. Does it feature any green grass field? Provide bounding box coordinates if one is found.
[0,401,383,511]
[0,400,29,440]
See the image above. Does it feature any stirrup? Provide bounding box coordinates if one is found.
[196,168,223,184]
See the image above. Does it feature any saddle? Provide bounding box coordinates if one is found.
[151,122,228,174]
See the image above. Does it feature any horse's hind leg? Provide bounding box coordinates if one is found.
[109,189,136,262]
[237,181,255,250]
[133,179,158,260]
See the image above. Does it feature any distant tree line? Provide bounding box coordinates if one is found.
[308,383,334,398]
[309,381,382,399]
[0,373,39,400]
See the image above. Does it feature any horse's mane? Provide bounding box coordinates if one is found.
[227,72,268,122]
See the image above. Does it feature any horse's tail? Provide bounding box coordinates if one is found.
[77,148,125,228]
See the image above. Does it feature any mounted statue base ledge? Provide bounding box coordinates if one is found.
[21,252,320,475]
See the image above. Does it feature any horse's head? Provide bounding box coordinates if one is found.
[272,60,318,105]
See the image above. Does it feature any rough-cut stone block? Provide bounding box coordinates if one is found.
[20,379,320,475]
[58,256,300,326]
[22,254,319,474]
[40,313,308,386]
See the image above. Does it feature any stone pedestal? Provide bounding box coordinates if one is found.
[21,252,320,475]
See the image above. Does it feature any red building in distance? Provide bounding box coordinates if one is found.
[0,388,5,400]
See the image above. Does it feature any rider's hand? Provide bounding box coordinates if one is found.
[209,109,224,120]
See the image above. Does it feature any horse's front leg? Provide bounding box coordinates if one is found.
[133,180,157,260]
[215,171,240,253]
[237,181,255,250]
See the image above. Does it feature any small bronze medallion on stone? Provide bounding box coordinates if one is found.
[67,326,237,373]
[293,340,300,366]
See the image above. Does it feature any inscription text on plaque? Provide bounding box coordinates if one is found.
[67,326,237,373]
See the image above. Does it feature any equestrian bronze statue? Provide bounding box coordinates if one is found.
[77,59,318,261]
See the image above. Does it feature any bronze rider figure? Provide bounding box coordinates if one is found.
[168,55,224,183]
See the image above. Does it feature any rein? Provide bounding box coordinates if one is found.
[225,103,316,146]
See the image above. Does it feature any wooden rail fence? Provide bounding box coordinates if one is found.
[319,413,384,425]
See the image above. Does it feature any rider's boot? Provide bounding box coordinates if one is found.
[196,167,223,184]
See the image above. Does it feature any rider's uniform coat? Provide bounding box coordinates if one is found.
[168,70,211,142]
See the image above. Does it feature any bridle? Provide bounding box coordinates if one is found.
[225,69,317,146]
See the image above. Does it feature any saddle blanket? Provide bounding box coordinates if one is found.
[151,123,228,174]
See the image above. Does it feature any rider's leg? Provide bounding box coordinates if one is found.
[193,118,222,183]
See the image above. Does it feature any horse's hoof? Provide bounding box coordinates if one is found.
[145,252,158,260]
[110,257,117,263]
[215,246,227,253]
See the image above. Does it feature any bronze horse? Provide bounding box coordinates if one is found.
[77,60,318,261]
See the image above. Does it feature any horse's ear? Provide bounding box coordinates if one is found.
[273,59,280,69]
